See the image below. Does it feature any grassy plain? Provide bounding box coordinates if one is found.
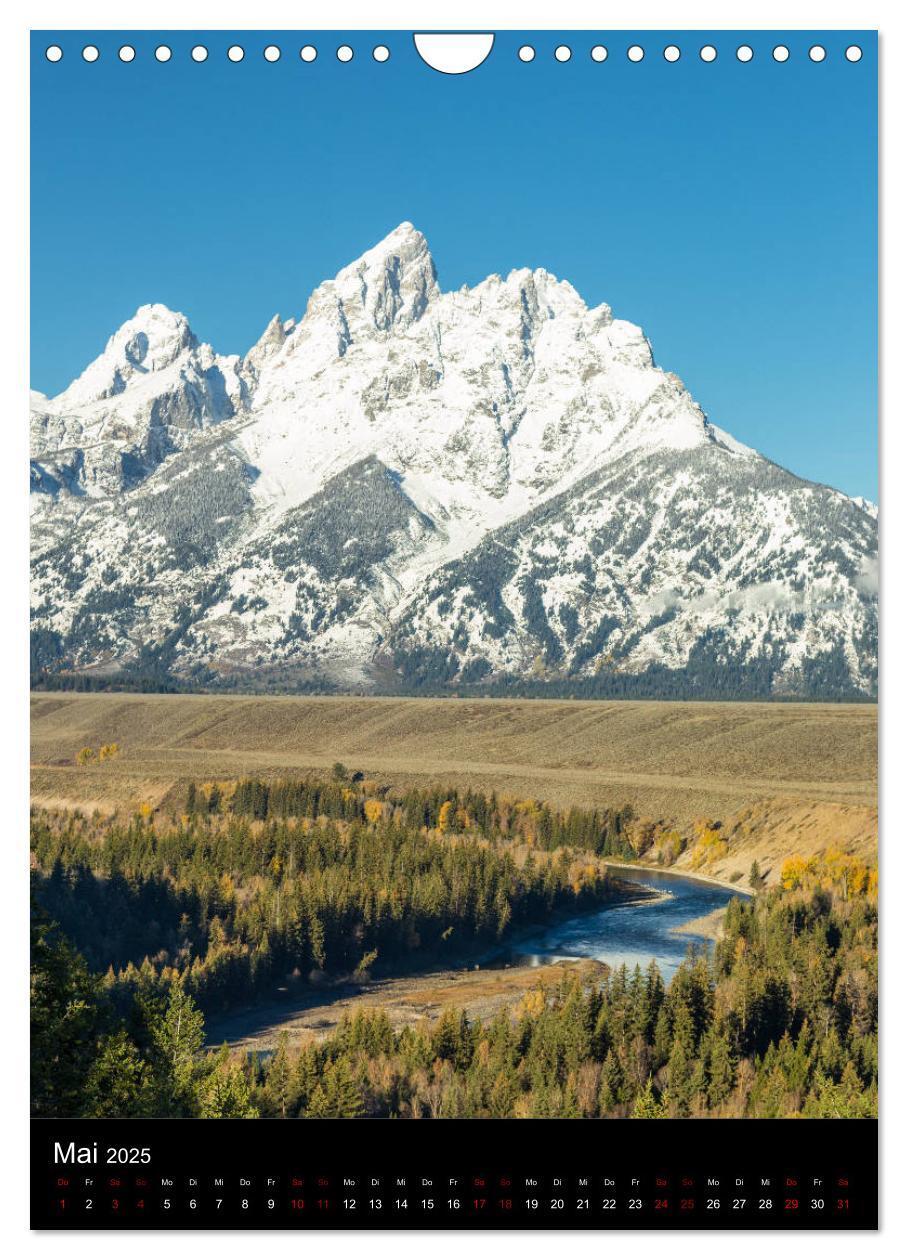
[31,691,876,884]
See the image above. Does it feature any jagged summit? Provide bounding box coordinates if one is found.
[52,304,197,409]
[30,229,878,699]
[304,221,439,335]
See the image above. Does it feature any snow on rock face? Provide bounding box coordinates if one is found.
[240,223,713,524]
[29,225,878,698]
[851,496,878,521]
[32,304,247,496]
[326,220,439,333]
[243,314,287,376]
[389,446,877,697]
[53,304,197,408]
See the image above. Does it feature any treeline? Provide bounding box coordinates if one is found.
[200,775,636,857]
[32,860,877,1119]
[31,669,183,694]
[390,637,874,703]
[30,779,634,1017]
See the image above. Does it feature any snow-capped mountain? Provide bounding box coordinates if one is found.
[30,223,878,698]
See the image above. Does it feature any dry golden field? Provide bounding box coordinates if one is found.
[30,691,876,882]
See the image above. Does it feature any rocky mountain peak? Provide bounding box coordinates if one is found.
[52,303,197,410]
[314,221,439,334]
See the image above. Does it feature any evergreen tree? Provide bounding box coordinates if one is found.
[261,1033,294,1118]
[85,1030,156,1117]
[199,1047,259,1118]
[706,1028,737,1110]
[146,983,206,1114]
[631,1077,665,1119]
[31,911,105,1118]
[305,1058,364,1118]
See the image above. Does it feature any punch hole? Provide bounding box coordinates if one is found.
[337,45,354,62]
[45,45,63,62]
[846,45,863,62]
[773,46,790,62]
[518,45,535,62]
[118,46,136,63]
[554,45,572,63]
[413,33,495,74]
[191,46,208,63]
[227,46,245,63]
[663,46,681,62]
[155,46,172,63]
[300,46,317,63]
[700,45,717,62]
[264,46,281,62]
[590,46,607,63]
[373,46,390,62]
[809,46,826,62]
[82,45,99,62]
[627,45,644,63]
[736,46,753,62]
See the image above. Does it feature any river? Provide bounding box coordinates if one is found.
[489,868,749,982]
[207,867,750,1049]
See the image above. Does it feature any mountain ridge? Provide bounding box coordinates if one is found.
[30,223,878,699]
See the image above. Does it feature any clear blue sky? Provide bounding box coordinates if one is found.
[31,30,878,500]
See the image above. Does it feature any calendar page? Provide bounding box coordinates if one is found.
[29,28,878,1232]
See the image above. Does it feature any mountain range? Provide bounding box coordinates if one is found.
[30,223,878,699]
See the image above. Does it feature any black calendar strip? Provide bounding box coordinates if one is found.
[31,1118,877,1230]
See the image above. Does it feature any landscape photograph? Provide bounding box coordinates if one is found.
[30,34,877,1123]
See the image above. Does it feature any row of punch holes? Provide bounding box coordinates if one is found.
[45,42,864,65]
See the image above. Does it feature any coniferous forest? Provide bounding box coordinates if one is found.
[30,775,877,1120]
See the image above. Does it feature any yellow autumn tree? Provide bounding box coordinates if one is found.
[516,986,546,1019]
[437,800,454,833]
[780,855,810,890]
[98,743,120,762]
[363,799,384,825]
[658,829,683,866]
[779,849,877,900]
[75,746,95,766]
[572,861,599,894]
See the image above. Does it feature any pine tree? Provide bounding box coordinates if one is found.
[487,1069,518,1118]
[85,1030,155,1117]
[664,1042,695,1118]
[199,1047,259,1118]
[431,1009,460,1063]
[146,984,206,1114]
[631,1077,665,1119]
[262,1033,294,1118]
[597,1049,625,1115]
[706,1028,737,1109]
[305,1058,364,1118]
[290,1046,320,1114]
[30,912,104,1118]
